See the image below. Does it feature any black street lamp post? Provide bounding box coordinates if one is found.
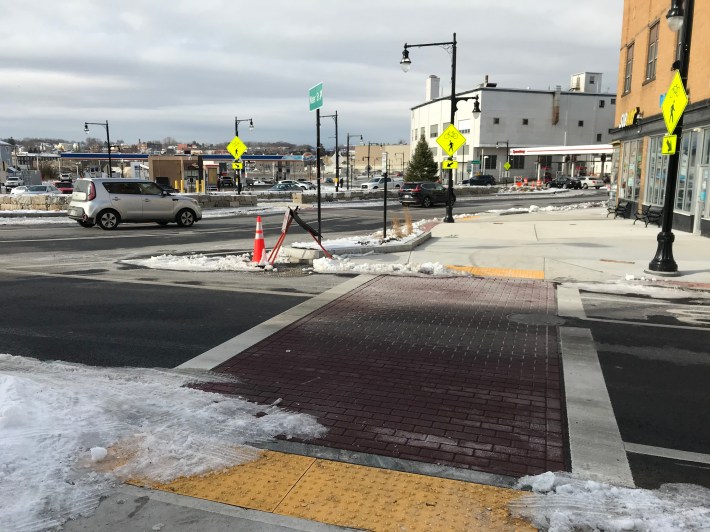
[84,121,112,177]
[496,140,509,184]
[648,0,694,275]
[322,112,340,191]
[234,117,254,193]
[366,142,382,180]
[401,33,480,223]
[346,133,363,190]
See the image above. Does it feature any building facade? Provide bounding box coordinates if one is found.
[611,0,710,236]
[0,141,12,183]
[409,74,616,183]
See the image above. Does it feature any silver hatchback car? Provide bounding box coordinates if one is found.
[67,178,202,230]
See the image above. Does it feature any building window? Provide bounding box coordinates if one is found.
[430,125,438,138]
[484,155,497,170]
[611,98,616,105]
[645,135,669,206]
[596,133,603,142]
[620,139,642,201]
[675,130,699,212]
[522,118,529,125]
[623,43,634,94]
[510,155,525,170]
[420,127,425,140]
[646,23,659,81]
[457,118,471,134]
[578,120,584,127]
[589,75,595,84]
[493,117,500,125]
[599,100,605,108]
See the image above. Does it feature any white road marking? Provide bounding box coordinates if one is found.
[625,442,710,465]
[557,286,586,319]
[560,326,635,487]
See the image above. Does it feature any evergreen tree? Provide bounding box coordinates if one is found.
[405,136,439,182]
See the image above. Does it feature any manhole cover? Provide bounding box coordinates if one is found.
[508,313,565,326]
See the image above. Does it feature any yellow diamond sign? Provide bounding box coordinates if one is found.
[227,136,247,160]
[437,124,466,156]
[662,71,688,134]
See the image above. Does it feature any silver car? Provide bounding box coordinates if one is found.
[67,178,202,230]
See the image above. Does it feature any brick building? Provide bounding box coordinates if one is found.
[611,0,710,235]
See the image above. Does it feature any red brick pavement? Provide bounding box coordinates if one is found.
[207,275,568,479]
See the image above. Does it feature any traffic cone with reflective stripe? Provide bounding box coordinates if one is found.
[252,216,265,264]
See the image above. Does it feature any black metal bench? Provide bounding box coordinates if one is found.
[633,204,663,227]
[607,200,631,219]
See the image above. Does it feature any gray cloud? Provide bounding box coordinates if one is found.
[0,0,622,146]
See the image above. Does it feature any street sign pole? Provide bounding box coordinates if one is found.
[309,82,324,244]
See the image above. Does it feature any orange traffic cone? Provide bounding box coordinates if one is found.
[253,216,265,263]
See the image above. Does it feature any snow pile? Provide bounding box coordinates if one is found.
[511,472,710,532]
[0,354,325,531]
[490,201,606,215]
[120,252,283,271]
[312,257,458,276]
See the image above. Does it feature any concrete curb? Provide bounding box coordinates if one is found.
[279,231,432,264]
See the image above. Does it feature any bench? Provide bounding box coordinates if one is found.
[633,204,663,227]
[607,199,631,219]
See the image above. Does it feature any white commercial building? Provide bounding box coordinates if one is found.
[409,72,616,182]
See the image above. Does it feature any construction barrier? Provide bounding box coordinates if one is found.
[252,216,265,263]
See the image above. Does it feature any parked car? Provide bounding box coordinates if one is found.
[462,174,496,186]
[11,184,61,196]
[398,181,455,208]
[269,183,303,192]
[296,180,317,190]
[361,176,404,190]
[547,176,582,189]
[4,175,24,193]
[218,176,234,188]
[54,180,74,194]
[67,178,202,230]
[578,176,604,189]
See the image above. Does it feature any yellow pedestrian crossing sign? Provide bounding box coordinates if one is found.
[436,124,466,156]
[662,71,688,134]
[442,159,458,170]
[662,134,677,155]
[227,136,247,160]
[503,161,511,171]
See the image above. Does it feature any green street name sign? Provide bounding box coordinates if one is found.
[309,82,324,112]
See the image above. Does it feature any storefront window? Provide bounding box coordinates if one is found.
[620,139,642,200]
[675,130,698,212]
[645,136,669,205]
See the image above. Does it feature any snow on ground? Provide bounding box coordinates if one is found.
[0,354,325,532]
[511,472,710,532]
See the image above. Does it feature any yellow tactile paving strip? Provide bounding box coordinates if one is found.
[140,450,534,531]
[447,265,545,280]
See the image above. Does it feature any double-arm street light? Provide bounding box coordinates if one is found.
[234,117,254,192]
[401,33,480,223]
[84,121,112,177]
[366,142,383,179]
[648,0,694,275]
[346,133,363,190]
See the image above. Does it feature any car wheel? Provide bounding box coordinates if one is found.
[582,183,589,189]
[97,210,120,230]
[176,209,196,227]
[422,196,433,208]
[77,220,95,228]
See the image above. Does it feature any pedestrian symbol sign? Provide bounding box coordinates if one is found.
[227,136,247,160]
[442,159,458,170]
[503,161,511,171]
[436,124,466,156]
[662,71,688,134]
[662,134,677,155]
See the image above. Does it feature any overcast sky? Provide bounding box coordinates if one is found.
[1,0,622,148]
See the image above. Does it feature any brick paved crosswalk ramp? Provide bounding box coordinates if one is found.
[204,275,568,480]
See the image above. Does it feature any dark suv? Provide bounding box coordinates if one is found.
[547,176,582,189]
[398,182,455,208]
[462,174,496,186]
